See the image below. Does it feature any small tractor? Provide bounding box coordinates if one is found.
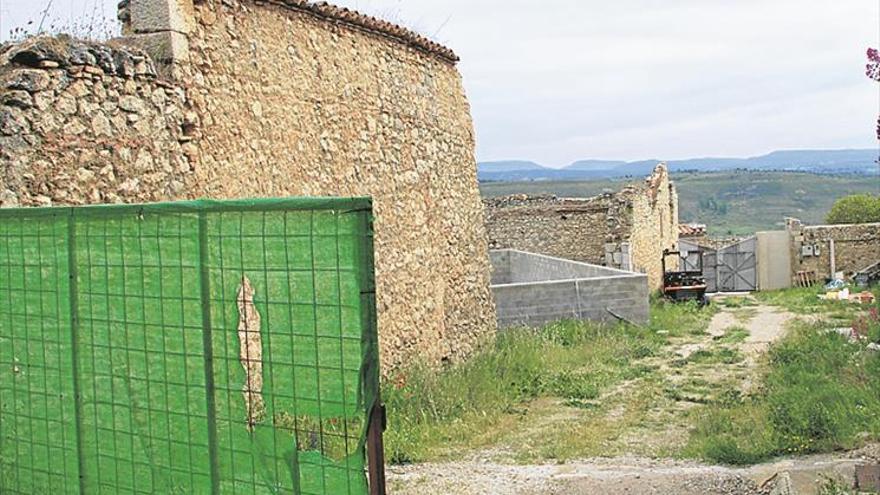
[661,248,709,306]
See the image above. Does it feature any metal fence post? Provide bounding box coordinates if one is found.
[367,400,386,495]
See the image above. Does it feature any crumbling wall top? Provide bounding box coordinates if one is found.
[118,0,460,65]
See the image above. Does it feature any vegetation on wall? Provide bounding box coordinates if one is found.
[5,0,119,41]
[825,194,880,225]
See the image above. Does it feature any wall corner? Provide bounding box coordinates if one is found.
[117,0,194,68]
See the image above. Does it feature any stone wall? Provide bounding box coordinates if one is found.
[1,0,496,373]
[484,165,678,290]
[788,219,880,280]
[0,38,196,207]
[484,194,632,266]
[626,164,679,290]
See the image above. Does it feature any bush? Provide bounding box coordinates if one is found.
[826,194,880,225]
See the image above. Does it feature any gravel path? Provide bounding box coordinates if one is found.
[388,457,762,495]
[387,452,873,495]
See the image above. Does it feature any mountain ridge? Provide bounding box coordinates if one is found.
[478,149,879,181]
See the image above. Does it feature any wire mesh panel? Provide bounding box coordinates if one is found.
[0,212,79,494]
[0,198,378,495]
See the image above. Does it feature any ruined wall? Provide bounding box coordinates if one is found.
[1,0,496,373]
[788,220,880,280]
[626,164,679,290]
[484,194,632,267]
[0,38,196,207]
[484,165,678,290]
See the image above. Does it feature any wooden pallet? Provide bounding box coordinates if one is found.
[795,270,818,288]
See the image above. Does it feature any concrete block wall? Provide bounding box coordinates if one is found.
[490,250,650,328]
[491,249,636,285]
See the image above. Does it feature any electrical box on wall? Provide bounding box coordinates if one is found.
[801,244,814,257]
[813,243,821,257]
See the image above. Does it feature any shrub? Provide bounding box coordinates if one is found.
[825,194,880,225]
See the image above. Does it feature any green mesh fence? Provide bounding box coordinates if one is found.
[0,198,379,495]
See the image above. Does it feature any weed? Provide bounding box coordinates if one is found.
[686,321,880,465]
[719,296,757,309]
[816,474,857,495]
[714,326,750,344]
[383,318,668,463]
[649,298,717,337]
[563,398,600,410]
[673,347,744,367]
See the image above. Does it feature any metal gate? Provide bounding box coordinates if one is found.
[679,237,757,293]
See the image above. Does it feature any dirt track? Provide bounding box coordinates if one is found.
[387,301,875,495]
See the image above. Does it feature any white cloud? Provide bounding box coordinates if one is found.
[2,0,877,166]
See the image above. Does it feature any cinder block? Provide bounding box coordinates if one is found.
[856,464,880,491]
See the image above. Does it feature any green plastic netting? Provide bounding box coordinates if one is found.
[0,198,379,495]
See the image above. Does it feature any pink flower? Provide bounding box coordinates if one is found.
[868,48,880,81]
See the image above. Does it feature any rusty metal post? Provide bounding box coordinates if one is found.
[367,400,387,495]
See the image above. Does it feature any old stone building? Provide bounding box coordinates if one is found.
[485,164,679,290]
[0,0,495,372]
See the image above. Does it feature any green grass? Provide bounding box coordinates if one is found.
[717,296,758,309]
[713,326,750,344]
[384,287,880,467]
[383,319,672,463]
[383,301,717,464]
[648,298,718,337]
[754,286,880,328]
[480,171,880,236]
[673,347,744,368]
[685,318,880,465]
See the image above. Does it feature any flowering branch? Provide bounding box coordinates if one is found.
[869,49,880,142]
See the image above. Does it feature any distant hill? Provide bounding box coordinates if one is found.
[477,160,547,172]
[478,149,879,181]
[565,160,627,171]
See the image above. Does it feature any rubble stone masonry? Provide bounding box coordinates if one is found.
[788,220,880,280]
[485,164,679,290]
[0,0,496,373]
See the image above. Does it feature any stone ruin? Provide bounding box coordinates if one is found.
[484,164,680,290]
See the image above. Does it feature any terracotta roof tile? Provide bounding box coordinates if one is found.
[274,0,459,64]
[679,224,707,237]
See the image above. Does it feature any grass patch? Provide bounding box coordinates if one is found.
[753,286,827,314]
[685,319,880,465]
[714,326,750,344]
[649,298,717,337]
[383,319,668,464]
[673,347,744,368]
[718,296,758,309]
[816,474,859,495]
[755,285,880,316]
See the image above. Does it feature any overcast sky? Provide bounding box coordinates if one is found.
[2,0,878,167]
